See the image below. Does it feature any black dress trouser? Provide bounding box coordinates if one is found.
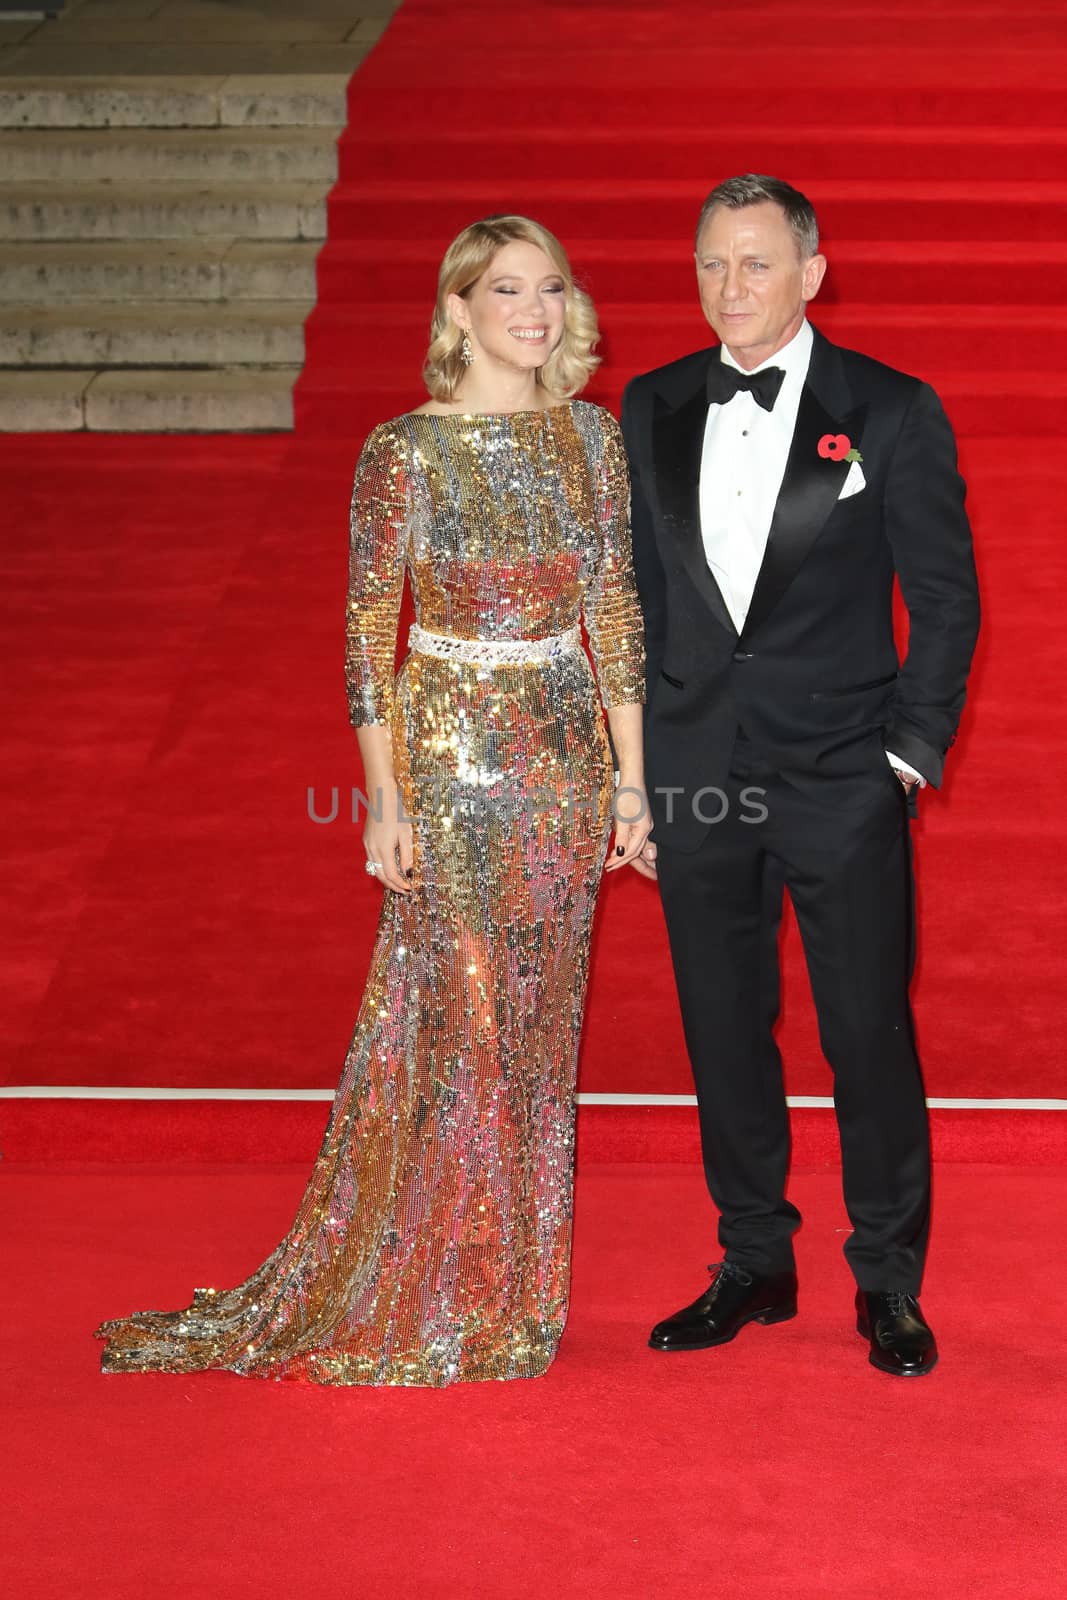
[654,732,931,1293]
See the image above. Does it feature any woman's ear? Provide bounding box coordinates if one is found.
[445,291,469,332]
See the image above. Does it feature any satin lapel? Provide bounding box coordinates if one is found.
[742,386,869,640]
[652,384,737,638]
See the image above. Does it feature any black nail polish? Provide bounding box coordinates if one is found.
[405,868,414,879]
[615,845,624,856]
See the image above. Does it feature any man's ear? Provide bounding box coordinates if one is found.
[802,253,827,304]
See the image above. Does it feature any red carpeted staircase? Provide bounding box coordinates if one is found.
[7,0,1064,1113]
[296,0,1067,1113]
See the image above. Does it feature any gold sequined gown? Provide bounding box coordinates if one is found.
[95,400,645,1387]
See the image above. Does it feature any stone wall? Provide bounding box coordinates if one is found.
[0,0,398,430]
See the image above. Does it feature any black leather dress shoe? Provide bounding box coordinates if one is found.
[856,1290,938,1376]
[649,1261,798,1351]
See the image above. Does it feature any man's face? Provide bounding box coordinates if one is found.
[695,201,826,369]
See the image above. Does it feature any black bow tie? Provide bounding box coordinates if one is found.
[706,359,786,413]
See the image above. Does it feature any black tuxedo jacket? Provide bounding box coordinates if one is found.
[621,325,981,850]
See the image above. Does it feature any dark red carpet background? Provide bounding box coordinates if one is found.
[4,5,1067,1599]
[4,0,1067,1105]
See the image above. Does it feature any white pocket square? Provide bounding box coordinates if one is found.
[838,460,866,500]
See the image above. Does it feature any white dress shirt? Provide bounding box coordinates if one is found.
[697,320,923,786]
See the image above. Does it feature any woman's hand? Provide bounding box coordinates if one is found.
[604,781,653,875]
[355,727,414,895]
[363,806,414,895]
[603,705,652,878]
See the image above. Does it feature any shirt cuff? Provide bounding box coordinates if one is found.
[885,750,926,787]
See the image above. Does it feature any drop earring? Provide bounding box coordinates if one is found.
[460,330,475,366]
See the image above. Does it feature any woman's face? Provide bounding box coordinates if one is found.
[449,240,567,376]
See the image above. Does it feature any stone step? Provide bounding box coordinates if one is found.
[0,126,340,181]
[0,300,312,366]
[0,180,329,239]
[0,368,96,432]
[0,38,379,80]
[86,367,300,431]
[0,366,299,431]
[0,73,350,129]
[25,7,390,44]
[0,239,321,301]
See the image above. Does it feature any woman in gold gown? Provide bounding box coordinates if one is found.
[95,216,648,1387]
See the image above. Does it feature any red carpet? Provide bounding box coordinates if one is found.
[3,4,1066,1595]
[5,1157,1066,1598]
[4,433,1065,1103]
[5,1098,1067,1167]
[3,0,1067,1105]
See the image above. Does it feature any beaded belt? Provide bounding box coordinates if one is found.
[407,623,582,666]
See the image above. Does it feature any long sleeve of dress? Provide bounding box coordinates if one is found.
[345,423,411,728]
[582,410,646,709]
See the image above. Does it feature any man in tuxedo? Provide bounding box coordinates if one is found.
[621,174,980,1376]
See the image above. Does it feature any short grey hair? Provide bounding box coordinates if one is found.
[695,175,819,260]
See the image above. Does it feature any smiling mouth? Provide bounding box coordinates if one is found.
[508,328,548,341]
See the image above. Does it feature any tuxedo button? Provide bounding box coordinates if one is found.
[733,650,754,662]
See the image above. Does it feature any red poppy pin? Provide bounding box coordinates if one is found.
[818,433,863,464]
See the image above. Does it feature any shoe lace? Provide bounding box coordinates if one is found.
[884,1290,913,1316]
[708,1260,753,1287]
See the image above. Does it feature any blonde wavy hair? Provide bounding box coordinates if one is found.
[423,215,600,402]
